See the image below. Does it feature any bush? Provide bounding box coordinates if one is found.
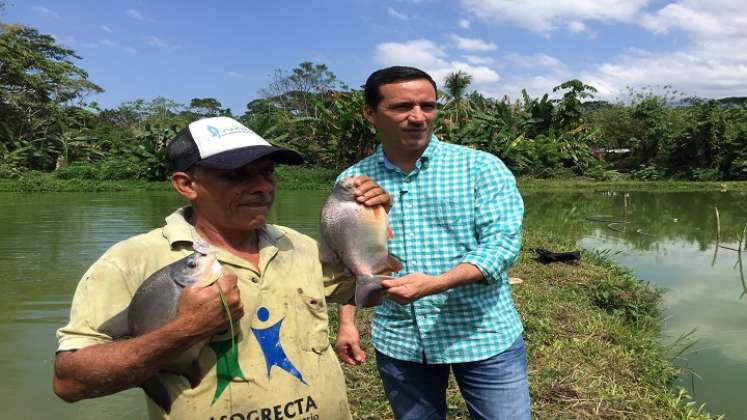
[0,163,24,179]
[54,160,147,180]
[691,167,720,181]
[631,164,664,181]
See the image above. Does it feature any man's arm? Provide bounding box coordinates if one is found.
[383,155,524,304]
[334,304,366,365]
[381,263,483,305]
[53,273,243,402]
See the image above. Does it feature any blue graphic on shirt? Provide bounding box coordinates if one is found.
[251,306,306,385]
[207,125,221,138]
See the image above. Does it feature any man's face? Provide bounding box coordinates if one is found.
[191,158,276,232]
[364,79,437,155]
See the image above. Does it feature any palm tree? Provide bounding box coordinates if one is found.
[444,71,473,101]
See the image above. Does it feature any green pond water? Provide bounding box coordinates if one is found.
[0,188,745,419]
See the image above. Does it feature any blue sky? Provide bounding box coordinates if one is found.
[6,0,747,114]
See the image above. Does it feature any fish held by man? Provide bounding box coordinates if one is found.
[320,176,401,307]
[99,252,225,413]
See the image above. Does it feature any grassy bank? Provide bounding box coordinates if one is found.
[334,230,718,419]
[519,178,747,192]
[2,169,747,193]
[0,166,338,192]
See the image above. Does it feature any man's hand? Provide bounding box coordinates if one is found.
[334,322,366,366]
[174,271,244,339]
[351,175,392,212]
[382,264,485,305]
[335,304,365,366]
[382,273,440,305]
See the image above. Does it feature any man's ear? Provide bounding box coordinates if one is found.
[363,104,376,124]
[171,171,198,201]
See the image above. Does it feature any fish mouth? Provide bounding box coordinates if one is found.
[192,254,222,286]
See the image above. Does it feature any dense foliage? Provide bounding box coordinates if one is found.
[2,20,747,181]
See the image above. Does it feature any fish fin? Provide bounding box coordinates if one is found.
[141,375,172,414]
[186,360,203,388]
[98,307,130,339]
[318,240,339,264]
[387,255,402,273]
[386,224,393,239]
[355,275,394,308]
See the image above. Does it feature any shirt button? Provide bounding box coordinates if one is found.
[405,203,413,208]
[411,261,418,266]
[250,277,259,283]
[407,232,415,238]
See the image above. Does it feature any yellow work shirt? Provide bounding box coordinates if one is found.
[57,207,354,420]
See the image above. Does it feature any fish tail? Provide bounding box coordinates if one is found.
[141,375,173,413]
[355,275,394,308]
[387,255,402,273]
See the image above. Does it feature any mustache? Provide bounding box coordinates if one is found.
[240,194,272,206]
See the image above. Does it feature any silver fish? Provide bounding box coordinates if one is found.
[320,177,400,307]
[100,252,223,413]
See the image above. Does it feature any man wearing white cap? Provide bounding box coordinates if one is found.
[52,117,390,419]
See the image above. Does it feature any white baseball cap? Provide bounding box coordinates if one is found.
[166,116,303,171]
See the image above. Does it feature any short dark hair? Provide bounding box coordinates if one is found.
[364,66,438,109]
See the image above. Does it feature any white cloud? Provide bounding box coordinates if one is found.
[86,39,115,49]
[464,55,495,65]
[374,39,500,87]
[459,19,471,29]
[32,6,60,19]
[460,0,648,35]
[450,35,497,51]
[567,20,588,33]
[580,49,747,99]
[387,7,409,20]
[228,71,245,79]
[375,39,447,69]
[146,36,182,50]
[126,8,151,22]
[580,1,747,99]
[99,25,112,33]
[123,46,138,54]
[507,53,567,72]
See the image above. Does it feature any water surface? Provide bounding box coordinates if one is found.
[0,188,744,418]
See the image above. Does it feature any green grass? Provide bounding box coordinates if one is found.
[330,230,721,419]
[3,171,745,193]
[0,166,338,192]
[519,178,747,192]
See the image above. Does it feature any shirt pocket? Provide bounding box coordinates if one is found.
[435,196,472,228]
[295,290,331,354]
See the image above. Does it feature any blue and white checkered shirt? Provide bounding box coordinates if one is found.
[339,136,524,363]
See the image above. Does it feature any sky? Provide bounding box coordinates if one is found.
[6,0,747,114]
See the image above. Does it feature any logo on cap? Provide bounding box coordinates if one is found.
[207,125,221,138]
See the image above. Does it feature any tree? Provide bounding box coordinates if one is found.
[0,24,103,171]
[552,79,597,130]
[189,97,229,118]
[260,61,341,118]
[443,71,472,101]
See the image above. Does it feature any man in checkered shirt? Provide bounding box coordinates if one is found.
[334,66,530,420]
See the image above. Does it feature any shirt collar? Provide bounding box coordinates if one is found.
[377,134,441,172]
[162,206,285,249]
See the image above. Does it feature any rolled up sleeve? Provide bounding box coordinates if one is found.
[460,156,524,284]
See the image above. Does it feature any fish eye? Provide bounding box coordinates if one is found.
[187,257,197,269]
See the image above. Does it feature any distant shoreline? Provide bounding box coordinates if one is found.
[2,168,746,192]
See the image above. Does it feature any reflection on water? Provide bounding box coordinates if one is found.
[0,189,745,418]
[524,189,747,418]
